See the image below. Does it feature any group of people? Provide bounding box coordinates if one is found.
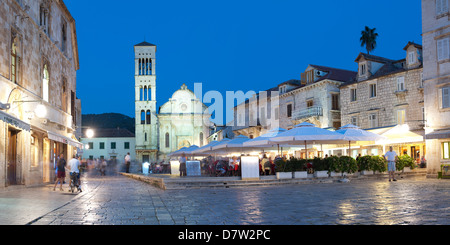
[53,154,82,192]
[176,153,279,177]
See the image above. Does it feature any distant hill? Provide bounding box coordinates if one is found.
[82,113,135,133]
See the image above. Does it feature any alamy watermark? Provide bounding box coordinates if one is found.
[188,83,280,129]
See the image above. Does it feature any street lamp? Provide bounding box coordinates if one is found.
[86,128,94,138]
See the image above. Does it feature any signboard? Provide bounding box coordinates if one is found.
[170,160,180,176]
[186,161,201,176]
[241,156,260,180]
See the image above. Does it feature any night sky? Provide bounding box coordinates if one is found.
[65,0,422,125]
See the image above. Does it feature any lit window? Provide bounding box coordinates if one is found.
[397,109,406,125]
[443,142,450,159]
[43,64,49,102]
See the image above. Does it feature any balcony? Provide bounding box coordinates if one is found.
[292,106,323,120]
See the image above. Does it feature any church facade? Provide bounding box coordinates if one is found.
[134,41,211,163]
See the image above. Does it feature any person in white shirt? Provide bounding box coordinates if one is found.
[125,153,131,173]
[68,155,82,192]
[384,146,398,182]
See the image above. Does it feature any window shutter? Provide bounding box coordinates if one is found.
[439,88,443,109]
[438,39,444,61]
[443,87,450,108]
[444,0,449,13]
[437,0,442,14]
[444,38,450,60]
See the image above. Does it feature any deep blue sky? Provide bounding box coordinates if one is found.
[65,0,422,125]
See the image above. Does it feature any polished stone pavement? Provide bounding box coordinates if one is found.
[0,170,449,225]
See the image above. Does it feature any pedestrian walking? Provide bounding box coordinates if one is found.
[53,153,66,191]
[384,146,398,182]
[125,152,131,173]
[179,153,187,176]
[68,155,82,192]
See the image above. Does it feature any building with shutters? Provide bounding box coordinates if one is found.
[0,0,81,189]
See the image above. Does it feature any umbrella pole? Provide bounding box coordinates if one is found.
[348,141,351,157]
[305,140,307,159]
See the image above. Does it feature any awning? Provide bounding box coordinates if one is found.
[368,125,424,145]
[426,129,450,140]
[47,131,83,149]
[0,110,31,132]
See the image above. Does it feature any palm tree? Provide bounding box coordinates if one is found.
[360,26,379,55]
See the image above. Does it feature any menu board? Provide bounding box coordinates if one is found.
[240,156,260,180]
[170,160,180,176]
[186,161,201,176]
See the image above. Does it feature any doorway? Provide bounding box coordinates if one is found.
[7,129,18,186]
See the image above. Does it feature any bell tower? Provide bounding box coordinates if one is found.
[134,41,158,163]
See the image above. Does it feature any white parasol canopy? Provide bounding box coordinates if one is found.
[270,122,347,157]
[243,128,287,147]
[168,145,199,157]
[335,124,387,156]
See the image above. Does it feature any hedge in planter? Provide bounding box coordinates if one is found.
[289,158,307,172]
[340,156,358,174]
[326,156,341,173]
[329,156,358,175]
[357,155,373,172]
[396,155,415,171]
[372,156,387,173]
[274,159,289,172]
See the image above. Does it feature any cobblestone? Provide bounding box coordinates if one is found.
[0,171,449,225]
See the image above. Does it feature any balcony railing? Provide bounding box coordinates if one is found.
[292,106,323,120]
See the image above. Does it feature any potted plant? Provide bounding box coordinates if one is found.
[292,158,308,179]
[358,155,374,175]
[275,158,293,179]
[313,157,329,178]
[328,156,343,177]
[340,156,358,176]
[372,156,387,174]
[396,155,415,172]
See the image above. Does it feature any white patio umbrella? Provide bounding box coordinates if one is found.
[243,128,287,147]
[270,122,347,157]
[168,145,199,157]
[212,135,250,153]
[243,128,292,154]
[335,124,387,156]
[192,139,230,155]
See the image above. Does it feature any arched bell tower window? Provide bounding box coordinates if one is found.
[146,110,151,124]
[143,86,148,101]
[140,110,145,124]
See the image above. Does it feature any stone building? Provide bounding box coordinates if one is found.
[0,0,81,189]
[133,42,211,163]
[80,128,136,170]
[422,0,450,176]
[158,84,211,160]
[280,65,357,131]
[231,64,356,158]
[231,87,279,139]
[340,43,425,159]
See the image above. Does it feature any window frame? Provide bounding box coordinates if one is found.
[437,37,450,62]
[443,141,450,159]
[369,83,377,98]
[397,109,406,125]
[397,76,406,91]
[350,88,357,102]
